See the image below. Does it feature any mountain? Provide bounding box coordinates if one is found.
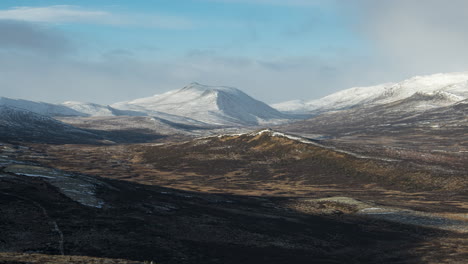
[277,96,468,169]
[0,106,102,144]
[2,83,299,127]
[273,72,468,114]
[112,82,291,126]
[275,72,468,146]
[0,97,86,117]
[0,106,170,144]
[279,95,468,137]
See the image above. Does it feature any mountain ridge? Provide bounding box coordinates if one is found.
[0,97,86,117]
[273,71,468,114]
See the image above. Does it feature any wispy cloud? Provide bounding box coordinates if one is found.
[0,6,111,23]
[0,5,193,29]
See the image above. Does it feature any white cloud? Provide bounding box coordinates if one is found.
[0,6,110,23]
[0,5,192,29]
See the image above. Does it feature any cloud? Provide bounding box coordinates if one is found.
[0,5,110,23]
[0,5,192,29]
[0,47,382,105]
[0,20,72,54]
[341,0,468,76]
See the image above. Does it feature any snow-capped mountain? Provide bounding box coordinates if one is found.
[2,83,299,127]
[273,72,468,114]
[112,82,290,126]
[0,97,86,117]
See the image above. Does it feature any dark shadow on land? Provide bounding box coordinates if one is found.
[0,169,463,264]
[0,128,168,145]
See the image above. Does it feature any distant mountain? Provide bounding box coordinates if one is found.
[0,106,102,144]
[112,82,291,126]
[2,83,299,127]
[273,72,468,114]
[279,95,467,135]
[0,97,86,117]
[276,72,468,142]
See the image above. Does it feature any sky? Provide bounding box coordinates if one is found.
[1,0,468,104]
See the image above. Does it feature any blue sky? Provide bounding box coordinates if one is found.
[0,0,361,57]
[0,0,468,104]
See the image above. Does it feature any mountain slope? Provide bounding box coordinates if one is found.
[112,82,291,126]
[277,97,468,169]
[273,72,468,114]
[62,101,147,117]
[279,96,468,137]
[0,106,102,144]
[0,97,86,117]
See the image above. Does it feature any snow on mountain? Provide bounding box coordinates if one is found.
[0,97,86,117]
[270,99,309,114]
[112,82,290,126]
[62,101,114,116]
[62,101,147,117]
[273,72,468,114]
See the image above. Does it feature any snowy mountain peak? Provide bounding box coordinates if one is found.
[112,83,290,126]
[179,82,245,96]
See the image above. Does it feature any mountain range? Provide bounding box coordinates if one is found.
[1,71,467,144]
[1,83,292,127]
